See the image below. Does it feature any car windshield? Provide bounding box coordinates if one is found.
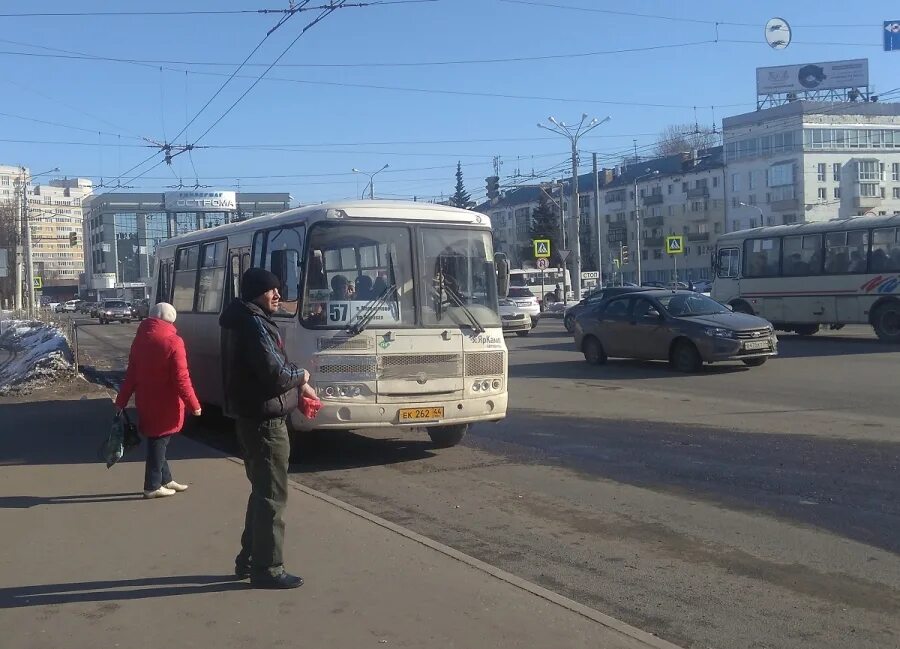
[104,301,127,308]
[419,227,500,328]
[301,223,415,329]
[507,287,534,298]
[657,293,729,317]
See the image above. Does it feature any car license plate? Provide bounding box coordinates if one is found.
[398,407,444,422]
[743,339,769,351]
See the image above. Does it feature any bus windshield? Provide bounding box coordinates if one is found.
[419,227,500,328]
[301,223,415,328]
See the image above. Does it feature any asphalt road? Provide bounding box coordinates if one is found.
[73,315,900,649]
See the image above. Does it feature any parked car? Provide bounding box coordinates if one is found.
[499,298,531,337]
[132,299,150,320]
[574,290,777,372]
[563,286,651,333]
[98,299,133,324]
[506,287,541,327]
[692,280,712,294]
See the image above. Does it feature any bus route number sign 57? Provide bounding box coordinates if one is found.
[327,300,402,325]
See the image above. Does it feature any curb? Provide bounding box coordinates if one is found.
[223,453,685,649]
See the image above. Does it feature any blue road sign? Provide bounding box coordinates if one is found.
[885,21,900,52]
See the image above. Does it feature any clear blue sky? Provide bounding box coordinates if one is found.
[2,0,898,204]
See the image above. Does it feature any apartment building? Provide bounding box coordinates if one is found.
[722,101,900,231]
[28,178,93,288]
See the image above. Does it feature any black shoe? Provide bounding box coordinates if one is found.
[235,564,251,579]
[250,571,304,590]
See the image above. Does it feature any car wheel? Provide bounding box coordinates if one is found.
[742,357,768,367]
[671,339,702,373]
[564,314,576,333]
[516,330,530,337]
[427,424,468,448]
[793,324,819,336]
[582,336,607,365]
[872,302,900,343]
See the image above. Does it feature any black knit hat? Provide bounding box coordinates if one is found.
[241,268,281,301]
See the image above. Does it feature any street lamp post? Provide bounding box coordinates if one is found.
[633,169,658,285]
[538,114,610,298]
[352,164,389,200]
[738,202,764,230]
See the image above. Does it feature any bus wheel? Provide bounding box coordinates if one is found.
[872,302,900,343]
[793,324,819,336]
[427,424,468,448]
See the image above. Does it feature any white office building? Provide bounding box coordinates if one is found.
[722,101,900,232]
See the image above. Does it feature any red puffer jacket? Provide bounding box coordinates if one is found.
[115,318,201,438]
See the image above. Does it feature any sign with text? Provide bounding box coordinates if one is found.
[666,236,684,255]
[581,271,600,279]
[756,59,868,95]
[326,300,401,326]
[533,239,551,259]
[164,190,237,212]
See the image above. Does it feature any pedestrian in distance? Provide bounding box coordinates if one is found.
[114,302,201,499]
[219,268,316,590]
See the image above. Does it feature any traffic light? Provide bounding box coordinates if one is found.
[621,245,629,264]
[485,176,500,200]
[68,231,78,247]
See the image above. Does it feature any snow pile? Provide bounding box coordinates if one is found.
[0,319,73,395]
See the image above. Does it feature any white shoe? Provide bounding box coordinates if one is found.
[144,486,177,499]
[164,481,189,493]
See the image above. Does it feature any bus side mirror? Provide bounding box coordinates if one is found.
[494,252,510,298]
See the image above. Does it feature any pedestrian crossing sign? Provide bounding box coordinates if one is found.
[533,239,551,259]
[666,236,684,255]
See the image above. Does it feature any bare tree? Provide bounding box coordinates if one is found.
[654,124,720,157]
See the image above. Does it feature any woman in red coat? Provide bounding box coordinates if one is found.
[115,302,202,499]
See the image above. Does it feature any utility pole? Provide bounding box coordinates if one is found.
[633,169,658,285]
[538,114,610,299]
[13,173,23,310]
[593,153,603,286]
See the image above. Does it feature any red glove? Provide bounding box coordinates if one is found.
[300,395,322,420]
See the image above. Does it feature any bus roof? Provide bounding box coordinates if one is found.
[159,200,492,249]
[717,213,900,244]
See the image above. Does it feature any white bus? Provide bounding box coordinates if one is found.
[712,214,900,342]
[510,267,573,304]
[152,201,510,448]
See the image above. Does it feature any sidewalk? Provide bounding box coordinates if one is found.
[0,384,681,649]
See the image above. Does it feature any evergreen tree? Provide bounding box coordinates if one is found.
[528,193,560,264]
[449,162,472,209]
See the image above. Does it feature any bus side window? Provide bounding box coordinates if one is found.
[717,248,739,278]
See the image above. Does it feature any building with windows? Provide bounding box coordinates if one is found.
[596,148,725,284]
[81,190,291,297]
[722,101,900,232]
[29,178,93,290]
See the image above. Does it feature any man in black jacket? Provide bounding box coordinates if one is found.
[219,267,315,589]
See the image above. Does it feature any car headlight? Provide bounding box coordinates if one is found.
[704,327,735,338]
[499,298,515,306]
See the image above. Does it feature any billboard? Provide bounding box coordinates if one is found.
[164,190,237,212]
[756,59,868,95]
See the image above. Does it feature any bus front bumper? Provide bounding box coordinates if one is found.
[289,392,508,431]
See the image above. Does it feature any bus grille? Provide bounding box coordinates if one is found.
[465,351,504,376]
[378,353,462,380]
[734,329,771,340]
[318,357,378,376]
[318,336,373,351]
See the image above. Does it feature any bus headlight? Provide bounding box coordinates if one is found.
[318,384,369,400]
[471,378,502,393]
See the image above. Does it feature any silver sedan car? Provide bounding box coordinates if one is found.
[574,290,777,372]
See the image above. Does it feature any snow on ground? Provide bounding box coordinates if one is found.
[0,319,73,395]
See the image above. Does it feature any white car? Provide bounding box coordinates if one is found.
[499,298,531,337]
[506,287,541,327]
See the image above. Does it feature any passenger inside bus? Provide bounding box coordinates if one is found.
[849,250,866,273]
[331,274,352,301]
[355,274,373,300]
